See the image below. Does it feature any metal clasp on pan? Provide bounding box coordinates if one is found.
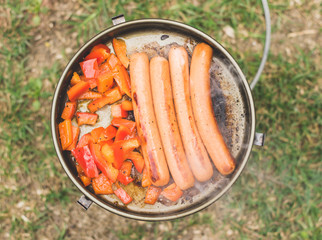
[254,132,265,146]
[112,14,126,25]
[77,195,93,210]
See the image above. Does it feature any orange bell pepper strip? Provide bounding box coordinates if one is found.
[142,167,152,188]
[144,186,162,205]
[111,118,136,133]
[121,100,133,111]
[70,72,82,86]
[76,133,94,149]
[76,164,92,187]
[112,38,129,68]
[91,44,111,54]
[113,65,131,97]
[79,75,97,89]
[61,101,77,120]
[118,137,140,154]
[98,139,114,147]
[66,125,80,151]
[76,112,98,126]
[84,47,110,65]
[111,104,128,119]
[115,125,132,142]
[107,53,122,70]
[92,173,114,194]
[104,86,123,102]
[89,143,118,182]
[101,143,115,164]
[90,127,105,143]
[112,141,125,170]
[80,58,99,79]
[160,183,183,202]
[119,161,133,177]
[87,87,122,112]
[125,151,145,173]
[78,90,102,100]
[114,187,132,204]
[97,69,114,93]
[72,145,99,178]
[99,125,117,142]
[59,119,73,150]
[67,81,90,102]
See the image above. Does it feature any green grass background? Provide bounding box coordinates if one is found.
[0,0,321,239]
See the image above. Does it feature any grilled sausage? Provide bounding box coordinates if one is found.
[169,46,214,182]
[150,56,194,190]
[130,52,170,186]
[190,43,235,175]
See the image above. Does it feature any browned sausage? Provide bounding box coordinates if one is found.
[150,56,194,190]
[169,46,214,182]
[190,43,235,175]
[129,52,170,186]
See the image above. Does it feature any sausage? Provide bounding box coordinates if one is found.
[169,46,214,182]
[150,56,194,190]
[129,52,170,186]
[190,43,235,175]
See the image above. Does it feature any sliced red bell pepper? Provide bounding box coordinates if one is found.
[76,164,92,187]
[76,133,94,148]
[107,53,122,70]
[111,104,128,119]
[160,183,183,202]
[84,47,110,65]
[80,58,99,79]
[126,151,145,173]
[76,112,98,126]
[114,125,132,142]
[112,141,125,170]
[87,87,122,112]
[90,127,104,143]
[89,143,118,182]
[117,173,134,185]
[121,100,133,111]
[111,118,136,133]
[112,65,131,97]
[66,125,80,151]
[67,81,90,102]
[144,186,162,205]
[119,161,133,176]
[99,125,117,142]
[59,119,73,150]
[101,143,114,164]
[72,145,99,178]
[112,38,129,69]
[97,68,114,93]
[70,72,82,86]
[142,167,152,188]
[114,187,132,204]
[92,173,114,194]
[78,90,102,100]
[61,101,77,120]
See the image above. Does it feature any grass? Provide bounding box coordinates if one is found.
[1,0,321,239]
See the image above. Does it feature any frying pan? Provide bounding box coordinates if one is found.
[51,1,270,221]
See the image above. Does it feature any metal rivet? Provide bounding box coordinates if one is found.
[112,14,126,26]
[77,195,93,210]
[254,132,265,146]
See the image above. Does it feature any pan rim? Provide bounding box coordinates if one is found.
[51,18,255,221]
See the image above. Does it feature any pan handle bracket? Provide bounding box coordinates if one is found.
[112,14,126,25]
[254,132,265,146]
[77,195,93,210]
